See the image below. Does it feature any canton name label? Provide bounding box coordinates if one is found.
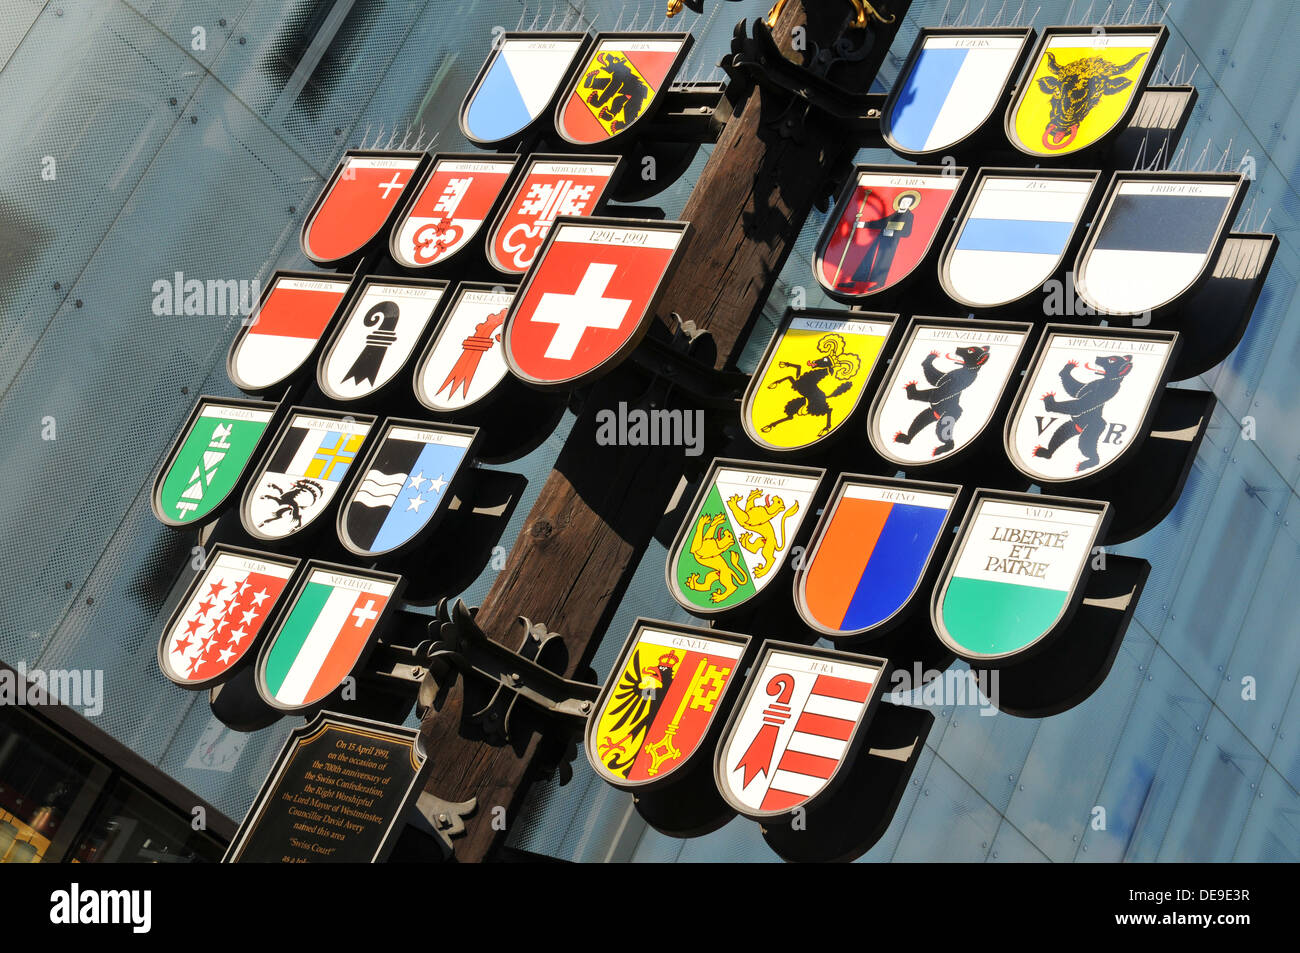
[843,484,954,509]
[767,650,879,682]
[439,160,516,175]
[989,177,1092,195]
[461,291,512,306]
[917,327,1022,345]
[613,40,684,53]
[720,468,817,493]
[387,426,474,448]
[534,161,616,178]
[1126,182,1238,198]
[790,316,892,337]
[929,36,1023,50]
[202,404,275,424]
[1050,33,1158,50]
[222,554,288,576]
[955,500,1098,589]
[862,172,959,191]
[290,414,372,436]
[1053,335,1167,353]
[315,571,396,595]
[367,283,443,301]
[275,277,352,294]
[651,631,747,658]
[345,157,421,171]
[560,224,680,249]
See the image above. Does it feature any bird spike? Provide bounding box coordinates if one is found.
[939,0,952,26]
[1131,133,1148,170]
[1065,0,1076,24]
[1258,207,1271,232]
[515,5,528,30]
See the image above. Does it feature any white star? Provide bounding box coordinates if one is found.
[228,628,248,646]
[408,471,427,491]
[428,473,447,494]
[240,608,258,626]
[406,494,427,513]
[218,646,236,665]
[251,587,270,607]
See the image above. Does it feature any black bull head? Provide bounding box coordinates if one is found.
[1036,50,1147,149]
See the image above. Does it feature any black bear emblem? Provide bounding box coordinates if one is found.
[1033,353,1133,472]
[894,345,990,456]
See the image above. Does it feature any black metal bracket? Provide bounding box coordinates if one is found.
[417,599,598,745]
[627,313,751,409]
[411,791,478,857]
[721,16,887,142]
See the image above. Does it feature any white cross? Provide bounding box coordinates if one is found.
[351,599,379,627]
[377,173,405,199]
[529,263,632,361]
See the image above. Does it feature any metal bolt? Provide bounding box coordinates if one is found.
[239,36,246,44]
[74,299,82,308]
[580,701,591,713]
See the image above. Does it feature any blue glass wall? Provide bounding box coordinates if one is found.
[0,0,1294,861]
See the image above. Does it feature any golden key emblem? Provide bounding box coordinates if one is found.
[643,660,731,776]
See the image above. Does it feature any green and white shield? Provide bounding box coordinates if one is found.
[153,398,276,527]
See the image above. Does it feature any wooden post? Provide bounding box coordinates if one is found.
[418,0,911,862]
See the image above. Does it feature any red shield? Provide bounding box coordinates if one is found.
[391,156,516,268]
[813,165,964,299]
[302,152,423,264]
[486,156,619,275]
[504,218,686,389]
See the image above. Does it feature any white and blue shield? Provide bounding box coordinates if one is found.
[460,33,588,146]
[940,170,1096,309]
[337,420,478,558]
[884,28,1032,157]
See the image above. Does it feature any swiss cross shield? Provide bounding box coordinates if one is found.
[485,155,620,275]
[460,32,590,146]
[255,563,402,712]
[390,155,517,269]
[813,165,965,300]
[414,283,517,414]
[1005,26,1164,158]
[554,33,692,145]
[939,169,1097,309]
[241,409,375,542]
[316,278,448,403]
[585,620,750,792]
[1005,326,1179,483]
[152,397,276,528]
[666,459,823,616]
[301,151,425,265]
[227,272,351,393]
[503,217,687,389]
[715,642,888,820]
[336,420,478,559]
[794,476,960,640]
[157,546,299,689]
[931,491,1110,662]
[1074,173,1245,317]
[867,317,1032,467]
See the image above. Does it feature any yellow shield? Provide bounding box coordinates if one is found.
[1011,33,1157,156]
[745,312,891,451]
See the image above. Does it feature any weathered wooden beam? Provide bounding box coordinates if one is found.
[417,0,912,862]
